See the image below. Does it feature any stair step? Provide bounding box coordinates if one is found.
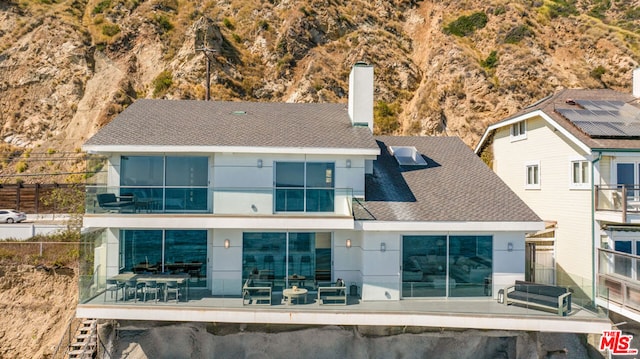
[70,341,95,348]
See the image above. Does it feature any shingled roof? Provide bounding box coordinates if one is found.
[478,89,640,152]
[84,99,378,151]
[354,136,541,222]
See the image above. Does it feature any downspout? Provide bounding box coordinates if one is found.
[591,151,602,305]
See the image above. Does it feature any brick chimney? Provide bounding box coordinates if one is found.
[348,62,374,132]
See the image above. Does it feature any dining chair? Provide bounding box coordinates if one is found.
[164,280,181,303]
[104,279,123,302]
[124,279,140,302]
[142,280,160,303]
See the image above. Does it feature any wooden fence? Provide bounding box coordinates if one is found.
[0,183,84,214]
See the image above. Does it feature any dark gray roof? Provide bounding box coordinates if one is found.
[84,99,378,150]
[488,89,640,150]
[354,136,542,222]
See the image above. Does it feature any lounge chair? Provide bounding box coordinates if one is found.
[97,193,135,212]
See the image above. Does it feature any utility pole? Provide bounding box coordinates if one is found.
[196,44,216,101]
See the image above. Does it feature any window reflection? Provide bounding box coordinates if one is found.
[120,229,207,287]
[402,235,492,298]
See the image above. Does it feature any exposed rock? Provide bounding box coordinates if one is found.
[0,0,638,181]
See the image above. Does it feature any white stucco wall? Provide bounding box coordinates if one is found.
[492,116,593,283]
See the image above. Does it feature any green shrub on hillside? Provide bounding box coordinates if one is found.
[102,23,121,37]
[152,70,173,97]
[374,101,400,135]
[92,0,110,14]
[504,25,533,44]
[481,51,498,69]
[588,0,611,20]
[154,15,174,33]
[223,18,235,30]
[547,0,579,18]
[15,161,28,173]
[591,65,606,80]
[443,12,488,37]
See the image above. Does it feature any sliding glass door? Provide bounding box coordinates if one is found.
[402,235,493,298]
[120,229,207,287]
[242,232,332,290]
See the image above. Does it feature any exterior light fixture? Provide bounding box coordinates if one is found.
[380,242,386,252]
[257,159,263,168]
[346,159,351,168]
[346,239,352,248]
[507,242,513,252]
[224,239,230,249]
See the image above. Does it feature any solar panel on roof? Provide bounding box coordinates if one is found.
[558,100,640,138]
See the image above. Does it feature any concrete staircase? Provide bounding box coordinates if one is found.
[66,319,97,359]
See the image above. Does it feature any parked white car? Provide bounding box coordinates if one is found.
[0,209,27,223]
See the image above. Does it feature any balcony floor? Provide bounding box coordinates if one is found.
[78,289,611,334]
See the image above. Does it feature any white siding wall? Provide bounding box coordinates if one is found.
[492,117,593,282]
[211,153,365,215]
[211,229,243,295]
[492,232,526,293]
[361,232,401,301]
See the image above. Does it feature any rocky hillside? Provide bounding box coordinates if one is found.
[0,264,77,358]
[1,0,640,181]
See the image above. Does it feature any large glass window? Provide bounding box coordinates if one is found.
[617,162,637,200]
[275,162,335,212]
[402,235,492,298]
[402,236,447,298]
[242,232,331,291]
[120,156,208,212]
[615,241,632,278]
[120,229,207,287]
[448,236,492,297]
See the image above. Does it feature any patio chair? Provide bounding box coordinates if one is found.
[97,193,135,212]
[164,280,182,303]
[124,279,141,302]
[142,280,160,303]
[104,279,123,302]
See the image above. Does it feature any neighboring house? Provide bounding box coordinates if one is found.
[475,79,640,323]
[77,63,610,333]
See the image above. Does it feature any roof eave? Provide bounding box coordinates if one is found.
[355,221,545,232]
[82,145,381,156]
[474,110,592,155]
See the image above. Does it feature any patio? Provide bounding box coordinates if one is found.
[78,288,612,334]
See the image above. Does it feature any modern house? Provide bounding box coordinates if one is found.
[76,64,609,334]
[475,78,640,324]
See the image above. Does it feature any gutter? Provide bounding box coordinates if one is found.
[591,151,602,305]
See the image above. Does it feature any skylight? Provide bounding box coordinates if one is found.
[388,146,428,166]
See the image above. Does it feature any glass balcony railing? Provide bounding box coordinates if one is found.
[85,186,354,216]
[597,247,640,313]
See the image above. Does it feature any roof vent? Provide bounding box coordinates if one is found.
[388,146,428,167]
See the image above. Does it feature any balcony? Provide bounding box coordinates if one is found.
[595,185,640,223]
[597,248,640,318]
[85,186,354,217]
[77,275,611,334]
